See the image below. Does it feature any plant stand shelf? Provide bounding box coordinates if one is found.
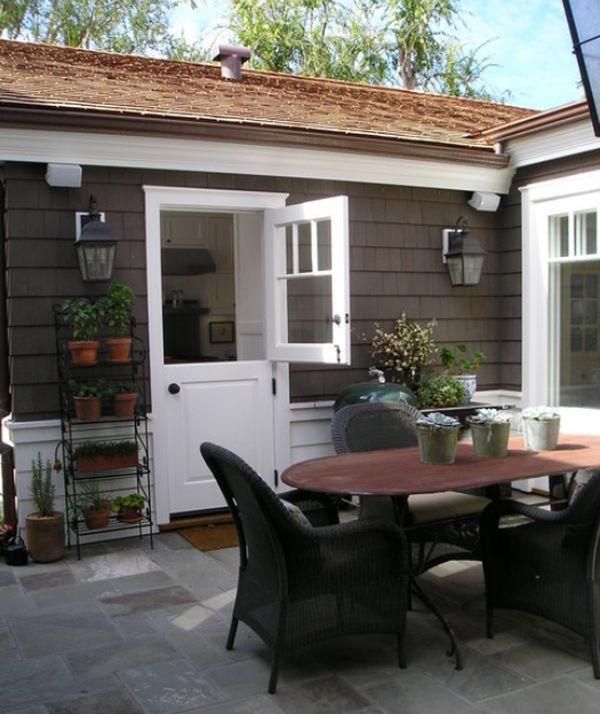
[54,306,154,559]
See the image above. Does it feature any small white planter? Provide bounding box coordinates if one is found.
[454,374,477,402]
[523,417,560,451]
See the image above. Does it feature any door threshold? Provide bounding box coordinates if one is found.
[160,512,233,531]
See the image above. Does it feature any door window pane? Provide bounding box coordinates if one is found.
[298,222,312,273]
[575,210,597,255]
[286,276,333,343]
[549,214,569,257]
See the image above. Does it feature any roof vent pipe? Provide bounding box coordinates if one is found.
[212,43,252,80]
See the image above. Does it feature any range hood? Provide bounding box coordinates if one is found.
[161,247,216,275]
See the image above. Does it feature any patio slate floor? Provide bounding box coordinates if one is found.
[1,530,599,714]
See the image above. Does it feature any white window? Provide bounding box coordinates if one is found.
[264,196,350,364]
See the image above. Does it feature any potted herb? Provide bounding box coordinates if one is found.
[112,383,138,419]
[440,344,486,403]
[367,313,437,392]
[112,493,147,523]
[74,439,138,473]
[415,412,461,464]
[25,453,65,562]
[78,479,112,530]
[468,408,512,457]
[68,378,115,421]
[521,406,561,451]
[61,297,102,366]
[100,282,134,362]
[417,374,466,409]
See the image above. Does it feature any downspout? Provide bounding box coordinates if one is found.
[0,178,16,527]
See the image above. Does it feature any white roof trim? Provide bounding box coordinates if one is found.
[505,118,600,168]
[0,127,513,193]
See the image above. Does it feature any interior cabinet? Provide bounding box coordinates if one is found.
[54,307,153,559]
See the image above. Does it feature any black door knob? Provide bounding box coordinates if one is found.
[168,383,181,395]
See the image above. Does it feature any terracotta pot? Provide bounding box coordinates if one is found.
[83,506,111,530]
[117,506,144,523]
[73,396,102,421]
[113,392,138,418]
[104,337,132,363]
[67,340,99,366]
[25,512,65,562]
[77,452,138,473]
[416,425,460,464]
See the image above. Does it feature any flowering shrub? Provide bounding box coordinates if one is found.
[522,406,560,421]
[418,374,466,408]
[367,314,437,391]
[469,408,512,425]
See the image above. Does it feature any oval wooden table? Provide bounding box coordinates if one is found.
[282,434,600,670]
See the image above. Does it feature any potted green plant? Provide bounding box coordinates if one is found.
[367,313,437,392]
[440,344,486,403]
[74,439,138,473]
[100,282,134,362]
[521,406,561,451]
[61,297,102,366]
[415,412,461,464]
[78,479,112,529]
[68,378,115,421]
[112,493,147,523]
[417,374,466,409]
[467,408,512,457]
[25,453,65,562]
[112,383,138,418]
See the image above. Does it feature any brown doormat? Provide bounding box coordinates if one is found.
[179,523,239,551]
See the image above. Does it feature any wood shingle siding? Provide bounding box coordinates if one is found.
[3,162,509,420]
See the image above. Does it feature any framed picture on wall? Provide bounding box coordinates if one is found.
[209,321,234,344]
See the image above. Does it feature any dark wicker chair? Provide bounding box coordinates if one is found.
[331,401,492,573]
[480,469,600,678]
[200,442,410,693]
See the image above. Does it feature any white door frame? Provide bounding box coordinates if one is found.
[143,186,289,525]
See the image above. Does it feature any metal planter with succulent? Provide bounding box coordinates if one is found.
[415,412,461,465]
[521,406,561,451]
[468,408,512,457]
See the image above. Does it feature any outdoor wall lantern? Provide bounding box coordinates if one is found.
[442,217,486,287]
[75,195,119,282]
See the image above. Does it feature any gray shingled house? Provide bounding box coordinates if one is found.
[0,39,598,532]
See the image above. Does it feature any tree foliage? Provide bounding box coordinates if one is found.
[0,0,203,57]
[228,0,506,100]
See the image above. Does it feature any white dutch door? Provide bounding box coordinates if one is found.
[145,188,350,520]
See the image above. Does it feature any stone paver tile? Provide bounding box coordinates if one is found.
[12,706,49,714]
[0,585,34,616]
[119,658,225,714]
[19,569,76,592]
[275,675,374,713]
[0,570,17,587]
[154,532,195,551]
[206,547,240,575]
[111,570,175,594]
[98,585,196,616]
[8,606,121,657]
[188,693,287,713]
[70,551,161,583]
[45,686,143,714]
[494,640,589,681]
[204,658,272,699]
[63,634,180,678]
[111,612,157,638]
[29,580,121,610]
[467,629,530,656]
[481,675,600,714]
[0,655,71,708]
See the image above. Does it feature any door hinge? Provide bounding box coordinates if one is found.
[272,378,277,396]
[274,469,279,487]
[345,313,349,324]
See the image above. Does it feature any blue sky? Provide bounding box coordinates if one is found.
[171,0,583,110]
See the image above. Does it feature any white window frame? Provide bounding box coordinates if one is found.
[264,196,350,364]
[522,169,600,409]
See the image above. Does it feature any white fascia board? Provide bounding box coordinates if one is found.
[0,127,513,194]
[506,119,600,168]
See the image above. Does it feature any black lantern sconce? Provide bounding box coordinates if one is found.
[442,217,487,287]
[75,195,119,282]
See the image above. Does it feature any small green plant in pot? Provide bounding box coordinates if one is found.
[25,453,65,562]
[521,406,561,451]
[468,408,512,458]
[61,297,102,366]
[417,374,466,409]
[74,439,138,473]
[112,493,147,523]
[440,344,486,403]
[113,383,138,418]
[68,378,116,421]
[78,479,112,530]
[415,412,461,465]
[100,282,134,363]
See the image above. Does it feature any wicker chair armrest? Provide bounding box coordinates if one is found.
[481,498,566,531]
[281,489,340,525]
